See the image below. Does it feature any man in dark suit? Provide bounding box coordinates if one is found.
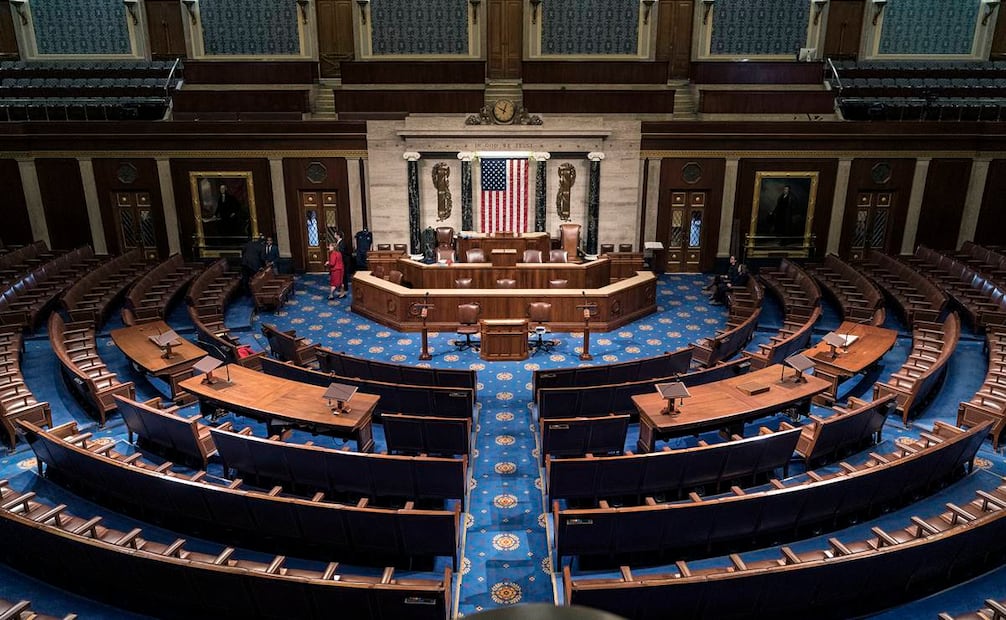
[240,236,265,291]
[263,235,280,274]
[215,184,244,237]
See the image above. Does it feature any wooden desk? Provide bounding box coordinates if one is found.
[110,320,207,397]
[178,364,377,452]
[632,364,830,452]
[395,257,611,290]
[490,248,518,268]
[458,233,550,260]
[480,319,529,361]
[803,321,898,401]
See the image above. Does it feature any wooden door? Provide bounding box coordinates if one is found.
[317,0,355,78]
[822,0,864,60]
[846,191,894,261]
[488,0,522,79]
[656,1,693,79]
[113,192,160,260]
[0,0,18,60]
[664,191,706,273]
[145,0,187,59]
[302,191,351,272]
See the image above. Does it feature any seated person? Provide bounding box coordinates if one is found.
[711,259,748,306]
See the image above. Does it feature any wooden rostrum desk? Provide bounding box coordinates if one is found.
[480,319,529,362]
[394,256,611,290]
[110,320,207,398]
[801,320,898,402]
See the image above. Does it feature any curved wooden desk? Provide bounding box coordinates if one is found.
[351,270,658,333]
[803,321,898,401]
[110,320,206,398]
[395,257,610,290]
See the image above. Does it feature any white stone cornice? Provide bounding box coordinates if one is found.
[403,152,421,162]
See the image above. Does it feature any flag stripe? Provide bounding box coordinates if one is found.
[480,158,529,234]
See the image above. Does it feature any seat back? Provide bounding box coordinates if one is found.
[435,226,454,248]
[523,249,543,263]
[496,279,516,288]
[457,303,480,326]
[549,279,568,289]
[465,248,485,263]
[559,223,581,257]
[549,249,568,263]
[435,248,455,262]
[455,278,473,288]
[387,270,404,284]
[528,301,552,326]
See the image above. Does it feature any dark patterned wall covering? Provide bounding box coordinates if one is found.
[32,0,131,55]
[371,0,469,55]
[200,0,301,56]
[879,0,980,55]
[541,0,640,55]
[709,0,809,56]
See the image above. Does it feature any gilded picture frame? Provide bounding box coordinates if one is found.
[190,171,258,257]
[748,171,818,258]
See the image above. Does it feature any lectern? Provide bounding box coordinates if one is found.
[480,319,529,361]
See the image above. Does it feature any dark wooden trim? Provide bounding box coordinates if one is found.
[340,61,485,84]
[333,89,484,114]
[524,90,674,114]
[692,61,825,84]
[975,159,1006,246]
[0,159,32,245]
[915,158,972,251]
[36,158,91,251]
[358,158,369,227]
[698,90,836,115]
[639,158,650,252]
[522,61,670,84]
[182,61,319,85]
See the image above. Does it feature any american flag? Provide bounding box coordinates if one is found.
[480,158,529,234]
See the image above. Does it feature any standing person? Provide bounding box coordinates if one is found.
[240,235,265,291]
[263,235,279,274]
[325,236,346,300]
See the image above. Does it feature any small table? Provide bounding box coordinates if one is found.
[110,320,207,398]
[632,363,831,452]
[803,321,898,402]
[178,364,377,452]
[480,319,529,361]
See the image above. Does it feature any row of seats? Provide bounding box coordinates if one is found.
[958,326,1006,450]
[692,276,763,367]
[941,597,1006,620]
[0,246,104,331]
[116,394,216,468]
[874,313,960,424]
[0,326,50,450]
[438,247,571,264]
[0,241,55,277]
[260,322,318,366]
[317,346,478,392]
[0,480,450,620]
[60,248,150,326]
[532,347,694,399]
[0,60,179,78]
[48,314,135,428]
[957,241,1006,283]
[805,253,886,325]
[540,415,629,463]
[0,99,169,122]
[565,483,1006,619]
[553,421,987,562]
[250,267,295,311]
[746,259,822,369]
[122,254,203,325]
[0,595,75,620]
[383,413,471,457]
[857,249,948,324]
[185,257,265,366]
[840,97,1006,122]
[909,246,1006,329]
[21,420,460,568]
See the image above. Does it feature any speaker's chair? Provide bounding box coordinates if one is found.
[559,223,581,258]
[528,301,557,355]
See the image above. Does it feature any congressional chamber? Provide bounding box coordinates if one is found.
[1,1,1006,619]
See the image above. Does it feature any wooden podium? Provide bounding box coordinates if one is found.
[480,319,529,361]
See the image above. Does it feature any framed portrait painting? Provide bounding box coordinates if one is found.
[190,171,258,257]
[748,171,818,258]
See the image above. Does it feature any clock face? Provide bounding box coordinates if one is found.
[492,98,516,123]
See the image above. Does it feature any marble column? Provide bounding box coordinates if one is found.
[404,152,421,254]
[901,158,930,254]
[17,159,50,246]
[826,158,853,255]
[155,158,182,255]
[77,158,108,254]
[457,152,474,232]
[957,158,990,247]
[268,157,292,258]
[718,158,739,258]
[533,152,550,232]
[586,152,604,255]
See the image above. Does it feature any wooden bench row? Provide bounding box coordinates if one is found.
[0,481,451,620]
[909,245,1006,329]
[0,326,51,450]
[260,322,318,366]
[757,258,822,314]
[188,303,265,368]
[874,313,960,423]
[122,254,203,325]
[958,326,1006,449]
[60,248,150,326]
[317,346,479,393]
[0,241,58,287]
[0,246,104,331]
[531,347,693,399]
[858,249,948,325]
[553,420,987,561]
[186,257,241,311]
[541,415,629,463]
[806,253,886,325]
[793,393,895,466]
[748,260,822,369]
[250,267,295,311]
[566,483,1006,619]
[957,241,1006,285]
[0,596,75,620]
[210,424,468,502]
[940,597,1006,620]
[48,313,134,427]
[693,276,763,368]
[21,420,460,568]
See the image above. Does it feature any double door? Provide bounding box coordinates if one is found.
[113,192,159,260]
[663,191,706,273]
[847,191,894,261]
[302,190,351,272]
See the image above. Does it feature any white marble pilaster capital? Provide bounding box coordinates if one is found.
[587,152,605,162]
[532,152,551,161]
[403,152,421,162]
[456,152,475,162]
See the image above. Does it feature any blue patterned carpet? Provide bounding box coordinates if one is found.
[0,272,1003,618]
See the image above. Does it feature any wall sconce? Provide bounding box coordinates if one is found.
[9,0,27,26]
[123,0,139,25]
[470,0,481,24]
[871,0,887,26]
[296,0,309,24]
[811,0,828,25]
[357,0,369,25]
[529,0,542,25]
[983,0,1001,26]
[181,0,198,25]
[642,0,655,25]
[701,0,715,25]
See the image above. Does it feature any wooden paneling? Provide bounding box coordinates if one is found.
[182,61,318,85]
[317,0,355,78]
[522,62,669,84]
[993,9,1006,60]
[333,89,484,114]
[691,62,825,85]
[823,0,864,60]
[91,159,169,258]
[975,159,1006,246]
[488,0,522,79]
[734,159,839,261]
[914,159,973,251]
[655,158,725,272]
[172,90,311,118]
[656,0,694,79]
[0,160,33,246]
[698,90,835,114]
[340,61,485,84]
[169,159,274,259]
[145,0,186,59]
[282,158,352,272]
[36,159,92,251]
[523,90,674,114]
[0,0,19,59]
[838,158,915,258]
